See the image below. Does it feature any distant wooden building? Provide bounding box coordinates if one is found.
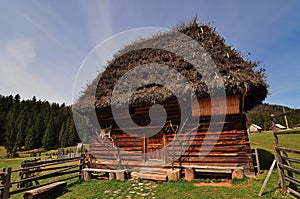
[78,19,268,178]
[247,124,262,134]
[270,124,287,131]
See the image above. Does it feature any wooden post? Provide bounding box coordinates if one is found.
[167,169,180,181]
[232,169,244,179]
[2,168,11,199]
[282,107,289,129]
[0,168,6,199]
[109,172,115,180]
[184,168,195,182]
[274,148,287,192]
[255,148,261,174]
[79,154,85,180]
[82,171,92,180]
[115,171,125,181]
[271,115,287,193]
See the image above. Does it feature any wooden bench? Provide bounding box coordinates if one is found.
[183,165,244,181]
[82,168,125,181]
[23,181,67,199]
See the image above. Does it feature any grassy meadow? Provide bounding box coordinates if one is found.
[1,132,299,199]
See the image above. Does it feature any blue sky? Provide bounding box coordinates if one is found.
[0,0,299,108]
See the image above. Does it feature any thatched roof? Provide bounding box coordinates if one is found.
[80,19,268,111]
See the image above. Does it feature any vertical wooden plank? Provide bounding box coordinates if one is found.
[142,135,146,162]
[255,148,260,174]
[163,131,167,163]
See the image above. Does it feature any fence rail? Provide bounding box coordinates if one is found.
[272,109,300,198]
[0,154,85,199]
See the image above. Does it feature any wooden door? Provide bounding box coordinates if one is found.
[145,131,165,163]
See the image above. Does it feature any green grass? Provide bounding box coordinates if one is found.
[249,132,300,152]
[57,133,299,198]
[1,133,300,199]
[0,147,82,199]
[59,176,293,199]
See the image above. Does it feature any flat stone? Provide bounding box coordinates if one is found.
[104,190,111,194]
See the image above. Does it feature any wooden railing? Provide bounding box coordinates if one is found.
[0,154,85,199]
[271,109,300,198]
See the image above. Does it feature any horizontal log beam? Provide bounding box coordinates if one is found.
[282,156,300,165]
[287,187,300,198]
[21,157,81,168]
[136,173,167,181]
[10,174,79,195]
[278,163,300,175]
[276,147,300,155]
[23,181,67,199]
[285,175,300,186]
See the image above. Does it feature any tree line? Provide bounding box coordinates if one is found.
[246,103,300,131]
[0,94,80,156]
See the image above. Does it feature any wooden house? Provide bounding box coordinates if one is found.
[269,124,287,131]
[77,19,268,178]
[247,124,262,134]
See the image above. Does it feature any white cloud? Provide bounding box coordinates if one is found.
[0,37,65,103]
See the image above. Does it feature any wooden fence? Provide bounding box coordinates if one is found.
[0,154,85,199]
[272,109,300,198]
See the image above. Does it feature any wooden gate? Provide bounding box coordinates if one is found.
[145,131,166,163]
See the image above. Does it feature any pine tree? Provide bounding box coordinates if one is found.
[42,120,56,149]
[16,116,26,149]
[34,114,45,148]
[0,94,77,150]
[25,126,37,150]
[4,111,17,156]
[66,117,79,146]
[59,121,68,147]
[0,114,5,145]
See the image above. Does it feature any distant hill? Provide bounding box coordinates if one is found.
[246,103,300,131]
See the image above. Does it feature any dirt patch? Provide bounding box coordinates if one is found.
[194,181,231,187]
[252,142,261,145]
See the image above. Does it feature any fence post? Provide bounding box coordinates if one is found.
[0,168,5,199]
[79,154,85,180]
[1,168,11,199]
[274,148,287,192]
[272,114,288,193]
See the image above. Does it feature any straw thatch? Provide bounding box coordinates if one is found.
[80,18,268,111]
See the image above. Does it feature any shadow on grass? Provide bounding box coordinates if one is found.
[252,148,275,171]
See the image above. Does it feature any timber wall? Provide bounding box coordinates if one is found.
[88,96,254,173]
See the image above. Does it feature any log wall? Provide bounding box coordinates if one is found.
[88,95,254,174]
